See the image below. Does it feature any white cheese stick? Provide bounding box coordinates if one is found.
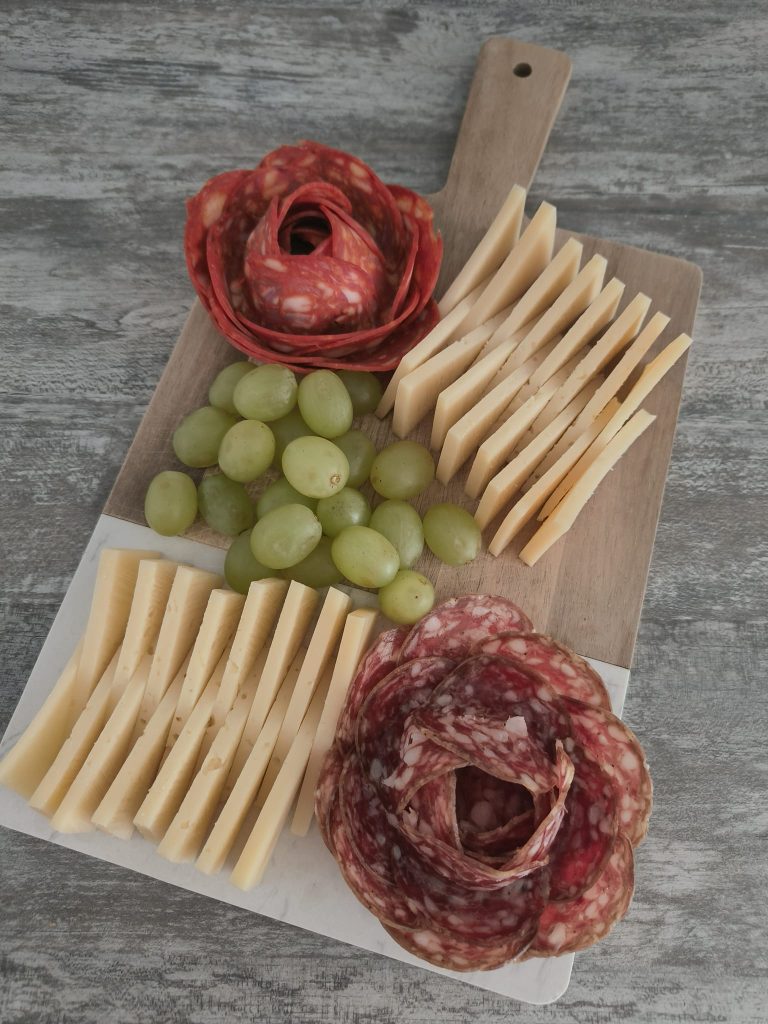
[520,410,657,566]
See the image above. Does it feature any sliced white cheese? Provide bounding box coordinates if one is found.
[291,608,378,837]
[437,184,526,315]
[519,410,657,566]
[487,399,620,556]
[253,588,351,814]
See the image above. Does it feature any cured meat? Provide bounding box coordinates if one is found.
[316,594,648,970]
[184,141,442,371]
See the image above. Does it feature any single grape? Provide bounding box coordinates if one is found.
[334,429,376,488]
[370,440,435,500]
[282,436,349,499]
[233,364,298,421]
[337,370,383,417]
[269,406,313,466]
[218,419,275,483]
[297,369,353,438]
[256,476,317,518]
[316,487,371,538]
[378,570,435,625]
[197,474,255,536]
[250,503,322,570]
[224,531,273,594]
[369,500,424,568]
[209,361,252,415]
[331,526,399,589]
[172,406,238,468]
[144,471,198,536]
[423,503,482,566]
[281,535,344,588]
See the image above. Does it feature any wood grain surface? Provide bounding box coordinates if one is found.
[1,2,766,1022]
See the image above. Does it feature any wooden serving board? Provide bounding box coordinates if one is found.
[106,37,701,671]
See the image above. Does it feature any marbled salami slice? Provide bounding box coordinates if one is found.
[402,773,461,850]
[335,626,409,752]
[314,742,344,854]
[383,923,530,973]
[399,595,534,663]
[383,721,466,813]
[338,755,402,882]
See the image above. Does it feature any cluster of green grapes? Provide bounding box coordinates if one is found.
[144,362,481,624]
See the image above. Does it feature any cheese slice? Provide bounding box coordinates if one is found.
[90,656,190,840]
[437,184,526,315]
[133,647,228,842]
[196,657,301,876]
[72,548,160,715]
[458,202,557,334]
[539,334,692,520]
[230,668,332,890]
[291,608,378,836]
[534,311,671,480]
[254,589,351,813]
[376,281,487,418]
[168,589,245,748]
[475,378,600,529]
[0,642,82,798]
[487,400,620,556]
[134,564,223,737]
[28,649,121,817]
[50,655,152,833]
[227,581,318,790]
[528,292,651,435]
[519,410,657,566]
[392,309,509,438]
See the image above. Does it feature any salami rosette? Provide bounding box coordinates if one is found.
[185,142,442,371]
[316,594,652,972]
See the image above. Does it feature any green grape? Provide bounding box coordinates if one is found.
[144,471,198,537]
[297,369,353,438]
[250,503,322,570]
[316,488,371,538]
[337,370,383,417]
[378,570,435,625]
[233,364,298,421]
[197,474,255,536]
[370,440,435,500]
[209,361,253,415]
[331,526,399,589]
[256,476,317,518]
[172,406,238,468]
[369,500,424,568]
[224,531,273,594]
[334,429,376,488]
[281,536,344,588]
[423,503,482,566]
[270,406,313,466]
[217,420,275,483]
[282,436,349,499]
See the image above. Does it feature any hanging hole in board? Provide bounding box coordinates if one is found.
[514,63,532,78]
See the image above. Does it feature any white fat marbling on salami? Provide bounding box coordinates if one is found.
[399,595,533,663]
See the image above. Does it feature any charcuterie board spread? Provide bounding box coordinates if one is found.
[0,37,700,1003]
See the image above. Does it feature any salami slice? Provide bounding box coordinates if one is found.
[335,626,409,753]
[338,756,403,883]
[383,722,466,813]
[477,633,611,711]
[384,923,530,973]
[399,595,534,663]
[402,773,461,850]
[456,766,533,841]
[314,743,344,854]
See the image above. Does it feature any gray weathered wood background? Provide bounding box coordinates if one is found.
[1,2,766,1021]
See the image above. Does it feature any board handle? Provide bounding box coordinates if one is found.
[440,37,571,214]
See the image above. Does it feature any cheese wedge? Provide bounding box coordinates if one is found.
[487,400,620,556]
[254,589,351,813]
[539,334,692,520]
[392,309,509,438]
[230,668,332,890]
[520,410,657,566]
[91,656,190,840]
[50,655,152,833]
[0,642,82,798]
[291,608,378,836]
[458,202,557,334]
[437,184,526,315]
[196,659,301,876]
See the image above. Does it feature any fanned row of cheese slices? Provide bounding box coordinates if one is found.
[0,549,377,889]
[376,185,692,564]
